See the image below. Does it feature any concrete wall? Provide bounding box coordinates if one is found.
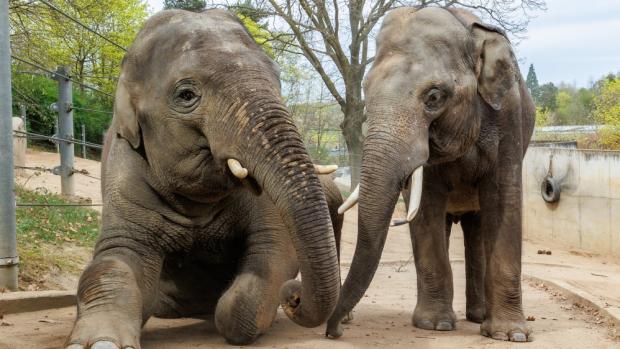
[12,117,26,176]
[523,146,620,258]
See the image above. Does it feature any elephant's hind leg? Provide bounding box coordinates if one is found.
[461,212,486,323]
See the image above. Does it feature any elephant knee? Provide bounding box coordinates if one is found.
[214,274,275,345]
[214,295,260,345]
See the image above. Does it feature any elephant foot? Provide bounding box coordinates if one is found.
[466,303,485,323]
[66,312,140,349]
[480,317,532,342]
[412,306,456,331]
[326,316,344,339]
[341,311,354,324]
[325,310,354,338]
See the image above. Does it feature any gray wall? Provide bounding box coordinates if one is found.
[523,146,620,258]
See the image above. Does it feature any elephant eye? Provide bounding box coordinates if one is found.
[178,89,196,101]
[171,79,201,113]
[424,88,446,111]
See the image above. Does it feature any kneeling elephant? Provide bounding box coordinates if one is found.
[66,9,343,349]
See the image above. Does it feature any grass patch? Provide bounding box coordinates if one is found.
[15,185,100,290]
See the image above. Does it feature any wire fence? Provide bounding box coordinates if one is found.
[14,165,103,208]
[38,0,127,52]
[11,55,114,98]
[16,203,103,207]
[13,130,103,149]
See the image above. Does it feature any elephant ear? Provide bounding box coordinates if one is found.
[471,23,519,111]
[113,78,141,149]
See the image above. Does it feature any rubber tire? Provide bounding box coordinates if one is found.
[541,175,561,203]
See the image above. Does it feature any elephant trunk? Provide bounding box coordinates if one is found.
[239,99,340,328]
[327,111,429,337]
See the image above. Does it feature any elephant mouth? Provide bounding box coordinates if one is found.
[338,165,424,223]
[225,159,338,197]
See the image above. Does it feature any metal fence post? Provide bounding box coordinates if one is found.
[54,118,59,153]
[0,0,19,291]
[20,103,27,146]
[53,66,75,196]
[81,123,86,159]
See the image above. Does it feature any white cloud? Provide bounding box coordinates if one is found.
[516,0,620,86]
[146,0,163,13]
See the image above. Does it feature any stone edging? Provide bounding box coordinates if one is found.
[0,290,76,315]
[523,274,620,329]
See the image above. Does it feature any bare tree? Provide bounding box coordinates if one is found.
[229,0,545,188]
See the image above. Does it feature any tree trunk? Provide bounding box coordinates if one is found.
[340,77,365,190]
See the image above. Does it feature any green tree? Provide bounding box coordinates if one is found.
[554,85,592,125]
[592,79,620,148]
[164,0,206,11]
[554,90,572,125]
[535,106,551,127]
[538,82,558,111]
[9,0,148,146]
[526,64,540,103]
[236,13,274,58]
[10,0,148,94]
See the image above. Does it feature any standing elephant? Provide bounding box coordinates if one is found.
[328,7,535,342]
[66,9,343,349]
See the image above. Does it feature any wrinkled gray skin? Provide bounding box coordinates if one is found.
[327,7,535,342]
[66,9,343,349]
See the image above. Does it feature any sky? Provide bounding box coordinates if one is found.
[146,0,620,88]
[515,0,620,87]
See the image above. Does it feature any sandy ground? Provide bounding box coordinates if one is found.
[16,149,103,211]
[1,258,617,349]
[3,150,619,348]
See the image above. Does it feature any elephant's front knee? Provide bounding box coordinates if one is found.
[214,274,276,345]
[214,306,260,345]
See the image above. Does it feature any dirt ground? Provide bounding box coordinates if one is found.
[3,150,619,348]
[1,258,617,349]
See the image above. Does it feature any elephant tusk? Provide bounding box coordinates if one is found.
[227,159,248,179]
[337,184,359,214]
[406,167,424,222]
[314,164,338,174]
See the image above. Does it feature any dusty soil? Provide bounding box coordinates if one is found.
[3,150,618,348]
[1,259,617,349]
[16,149,103,210]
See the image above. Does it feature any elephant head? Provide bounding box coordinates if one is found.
[329,7,520,334]
[113,9,339,328]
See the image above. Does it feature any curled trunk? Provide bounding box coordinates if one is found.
[238,99,341,328]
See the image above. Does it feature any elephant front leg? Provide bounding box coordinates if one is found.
[479,171,530,342]
[461,212,486,323]
[214,221,298,345]
[66,249,161,349]
[408,182,456,331]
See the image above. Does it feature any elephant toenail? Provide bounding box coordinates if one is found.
[416,319,435,330]
[510,332,527,342]
[341,312,354,324]
[91,341,119,349]
[66,345,84,349]
[436,321,454,331]
[491,332,509,341]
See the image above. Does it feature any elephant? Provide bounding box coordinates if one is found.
[65,9,344,349]
[327,7,535,342]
